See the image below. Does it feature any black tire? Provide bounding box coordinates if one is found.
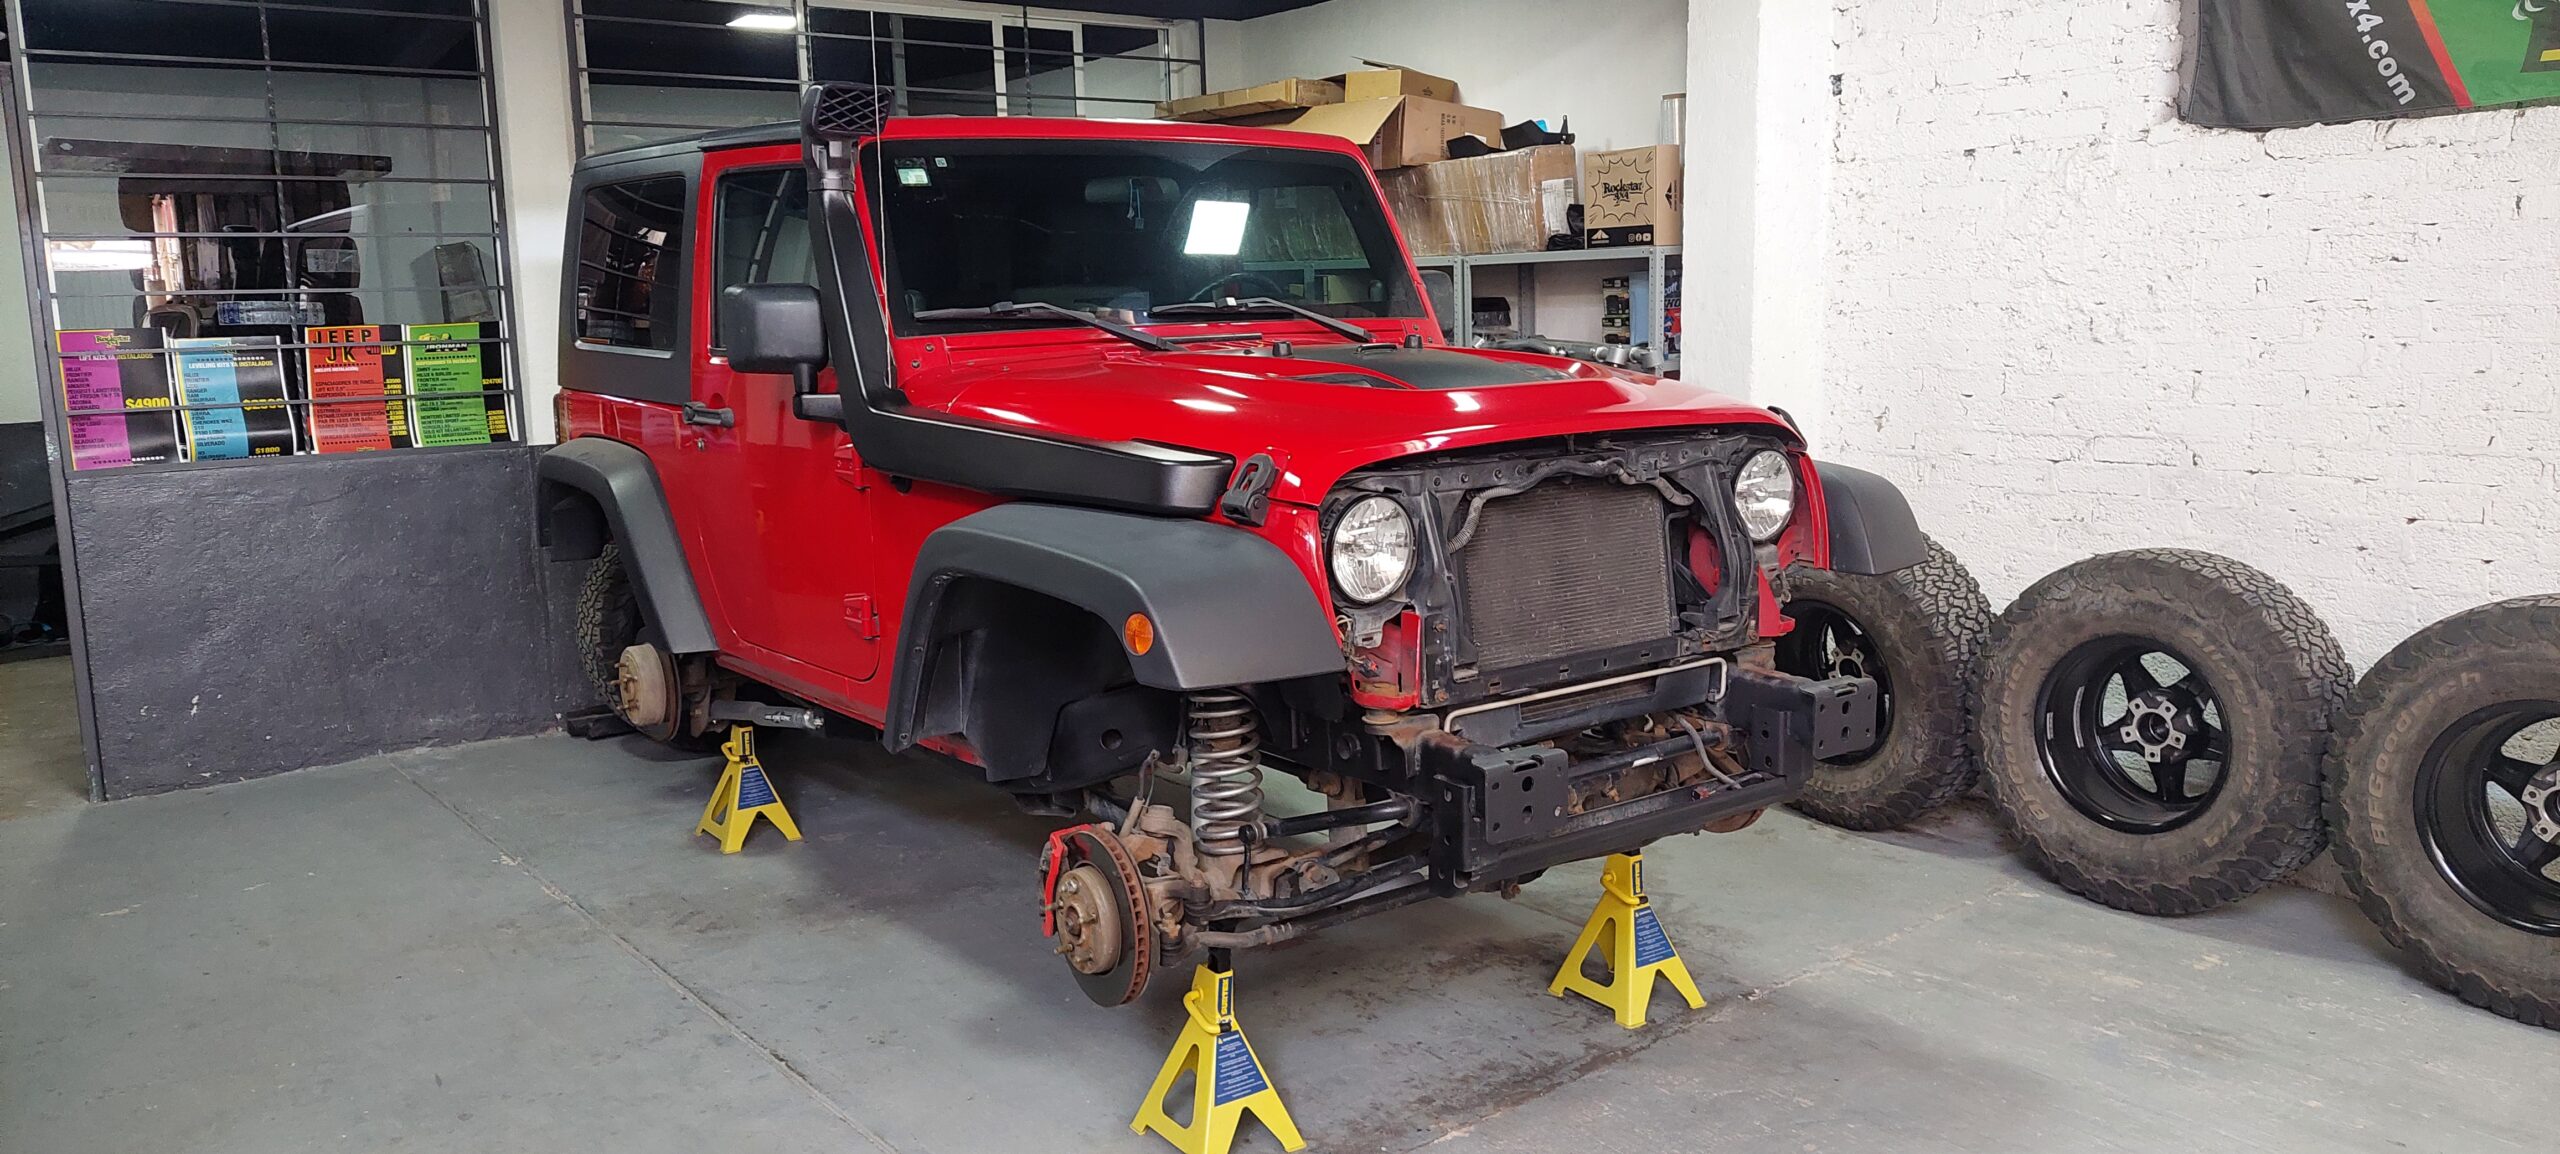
[2327,597,2560,1030]
[575,543,644,714]
[1973,549,2348,915]
[574,545,713,750]
[1779,535,1992,830]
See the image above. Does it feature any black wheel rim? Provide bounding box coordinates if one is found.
[2032,636,2232,834]
[1776,599,1890,763]
[2413,702,2560,936]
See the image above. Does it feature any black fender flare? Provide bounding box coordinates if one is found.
[885,503,1345,750]
[536,438,718,654]
[1811,460,1930,576]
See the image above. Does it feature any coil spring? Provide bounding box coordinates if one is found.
[1186,690,1265,857]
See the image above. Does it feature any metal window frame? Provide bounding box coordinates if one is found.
[6,0,527,485]
[565,0,1203,155]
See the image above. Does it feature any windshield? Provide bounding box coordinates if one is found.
[867,138,1425,336]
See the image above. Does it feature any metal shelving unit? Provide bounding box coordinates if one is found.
[1414,246,1681,348]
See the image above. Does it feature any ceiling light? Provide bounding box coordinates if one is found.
[727,12,798,31]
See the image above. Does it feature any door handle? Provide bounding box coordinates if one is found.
[681,402,735,428]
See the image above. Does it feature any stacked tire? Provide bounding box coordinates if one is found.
[1969,550,2349,915]
[1952,549,2558,1031]
[2326,598,2560,1030]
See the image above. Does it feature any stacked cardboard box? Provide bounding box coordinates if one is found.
[1379,144,1577,256]
[1158,65,1501,171]
[1582,145,1682,248]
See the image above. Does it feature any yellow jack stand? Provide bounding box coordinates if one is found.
[695,726,801,854]
[1131,961,1304,1154]
[1548,852,1705,1029]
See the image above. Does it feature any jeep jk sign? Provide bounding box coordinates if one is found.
[2186,0,2560,129]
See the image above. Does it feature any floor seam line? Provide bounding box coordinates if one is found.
[387,759,902,1154]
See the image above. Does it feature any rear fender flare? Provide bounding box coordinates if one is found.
[886,503,1344,751]
[537,438,717,654]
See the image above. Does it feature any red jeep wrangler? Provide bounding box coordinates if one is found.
[540,86,1922,1006]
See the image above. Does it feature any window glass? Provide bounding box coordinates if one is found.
[574,4,1202,153]
[1002,27,1077,119]
[576,178,688,351]
[585,80,799,134]
[871,140,1424,331]
[16,0,518,468]
[582,18,794,81]
[713,168,814,347]
[20,0,265,61]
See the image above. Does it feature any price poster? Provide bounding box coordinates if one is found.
[402,322,511,448]
[56,328,181,470]
[303,325,411,453]
[171,335,297,461]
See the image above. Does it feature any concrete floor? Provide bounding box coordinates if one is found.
[0,655,85,817]
[0,731,2551,1154]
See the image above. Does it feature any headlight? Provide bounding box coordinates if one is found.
[1735,450,1797,542]
[1329,496,1416,604]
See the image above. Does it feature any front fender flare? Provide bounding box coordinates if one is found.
[537,438,718,654]
[886,503,1344,750]
[1809,460,1929,576]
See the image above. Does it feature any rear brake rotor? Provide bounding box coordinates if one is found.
[1053,826,1155,1007]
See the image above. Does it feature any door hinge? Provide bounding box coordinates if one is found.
[842,594,880,639]
[833,443,867,487]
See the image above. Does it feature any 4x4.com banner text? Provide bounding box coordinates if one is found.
[2186,0,2560,129]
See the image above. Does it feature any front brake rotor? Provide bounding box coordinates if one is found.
[1052,826,1155,1007]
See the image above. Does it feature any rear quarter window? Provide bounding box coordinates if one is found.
[574,176,688,351]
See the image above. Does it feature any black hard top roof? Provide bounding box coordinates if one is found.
[575,122,799,171]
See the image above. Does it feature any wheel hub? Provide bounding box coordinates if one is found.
[614,643,679,738]
[1052,864,1124,976]
[2525,765,2560,845]
[2116,690,2203,765]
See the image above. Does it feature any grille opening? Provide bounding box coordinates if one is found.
[1455,480,1677,672]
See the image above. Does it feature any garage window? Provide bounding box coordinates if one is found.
[13,0,518,469]
[569,1,1206,155]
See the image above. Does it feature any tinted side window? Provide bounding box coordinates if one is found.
[712,167,814,346]
[574,176,687,350]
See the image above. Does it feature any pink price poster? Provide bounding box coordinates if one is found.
[56,328,181,470]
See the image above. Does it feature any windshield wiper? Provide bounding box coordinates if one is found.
[1149,297,1377,345]
[911,301,1180,353]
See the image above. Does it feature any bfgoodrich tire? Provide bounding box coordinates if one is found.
[1973,550,2348,915]
[575,544,711,750]
[1779,535,1993,830]
[2327,597,2560,1030]
[575,542,644,713]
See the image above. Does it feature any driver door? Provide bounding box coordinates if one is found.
[688,155,879,688]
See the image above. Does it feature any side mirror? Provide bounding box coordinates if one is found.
[1417,268,1458,341]
[720,283,826,374]
[719,283,839,423]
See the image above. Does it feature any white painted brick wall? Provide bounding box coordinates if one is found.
[1822,0,2560,667]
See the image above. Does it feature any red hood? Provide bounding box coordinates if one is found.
[906,337,1796,506]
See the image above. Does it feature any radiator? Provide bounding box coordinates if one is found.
[1455,480,1677,671]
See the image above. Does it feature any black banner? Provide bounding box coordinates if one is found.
[2186,1,2560,130]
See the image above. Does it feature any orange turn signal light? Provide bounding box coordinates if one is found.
[1123,613,1155,655]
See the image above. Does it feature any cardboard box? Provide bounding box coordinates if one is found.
[1380,144,1577,256]
[1334,62,1459,103]
[1287,96,1503,170]
[1582,144,1681,247]
[1157,77,1342,123]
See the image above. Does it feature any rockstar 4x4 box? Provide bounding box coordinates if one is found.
[538,84,1923,1006]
